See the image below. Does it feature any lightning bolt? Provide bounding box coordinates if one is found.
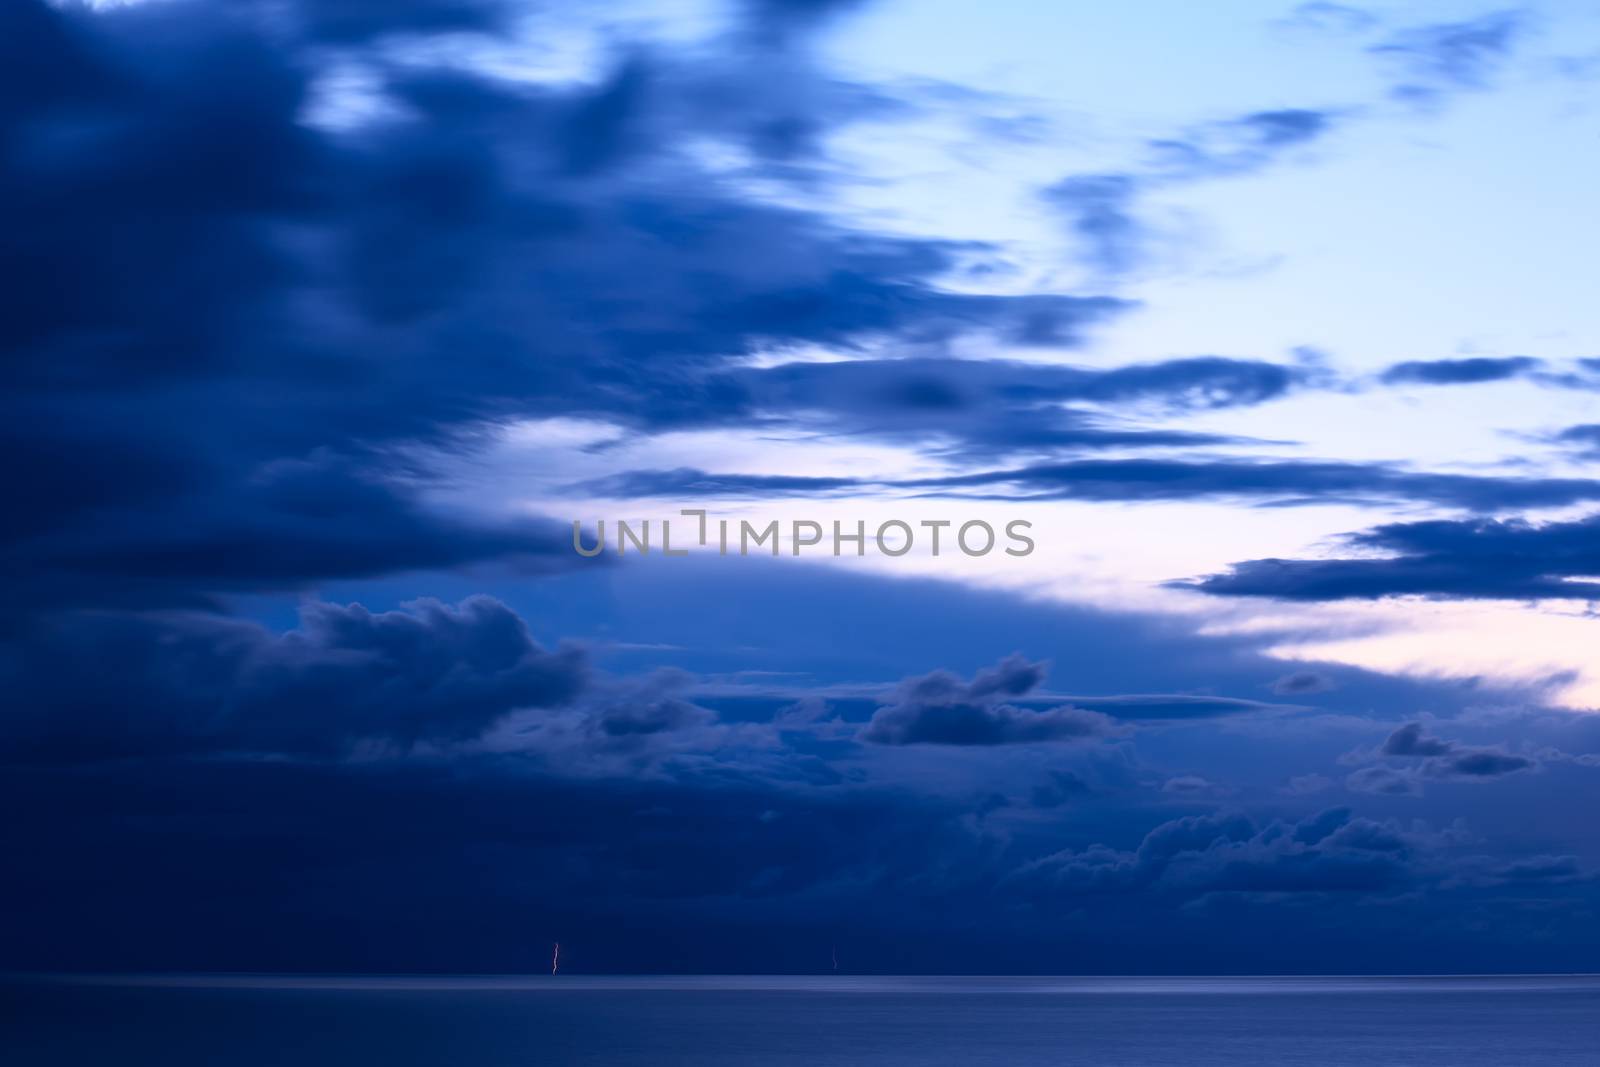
[552,941,560,976]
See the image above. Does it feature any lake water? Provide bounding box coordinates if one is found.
[5,974,1600,1065]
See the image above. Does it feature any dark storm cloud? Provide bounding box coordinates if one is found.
[0,555,1591,973]
[1185,513,1600,602]
[0,596,585,763]
[11,463,577,614]
[12,0,1600,981]
[0,753,999,973]
[1,0,1127,613]
[1,741,1582,974]
[860,655,1124,745]
[1380,356,1542,385]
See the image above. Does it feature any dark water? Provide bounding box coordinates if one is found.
[5,974,1600,1065]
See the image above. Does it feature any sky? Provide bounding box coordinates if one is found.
[5,0,1600,975]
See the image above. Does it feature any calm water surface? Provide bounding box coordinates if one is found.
[5,974,1599,1065]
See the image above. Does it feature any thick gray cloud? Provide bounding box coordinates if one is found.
[860,655,1123,745]
[0,0,1128,615]
[1382,722,1455,758]
[0,596,586,761]
[1345,722,1537,795]
[7,0,1600,982]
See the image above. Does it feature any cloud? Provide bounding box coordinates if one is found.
[860,655,1123,745]
[0,750,1000,972]
[919,457,1600,510]
[1186,513,1600,602]
[1148,109,1340,178]
[756,352,1299,412]
[1272,671,1337,695]
[10,462,579,613]
[593,694,717,740]
[570,468,862,499]
[1551,424,1600,458]
[1344,723,1538,795]
[1381,722,1455,757]
[9,0,1600,981]
[1436,749,1536,778]
[1345,765,1422,795]
[0,596,586,762]
[1044,694,1297,720]
[1380,356,1542,385]
[665,354,1296,458]
[1489,855,1586,885]
[1161,775,1223,794]
[563,353,1305,472]
[291,0,514,42]
[1011,807,1429,899]
[1042,107,1340,277]
[742,0,874,43]
[1283,773,1335,795]
[1277,3,1379,35]
[1030,769,1095,807]
[1,553,1592,973]
[1371,11,1527,101]
[580,455,1600,511]
[1042,174,1144,277]
[1,0,1128,615]
[1371,357,1600,393]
